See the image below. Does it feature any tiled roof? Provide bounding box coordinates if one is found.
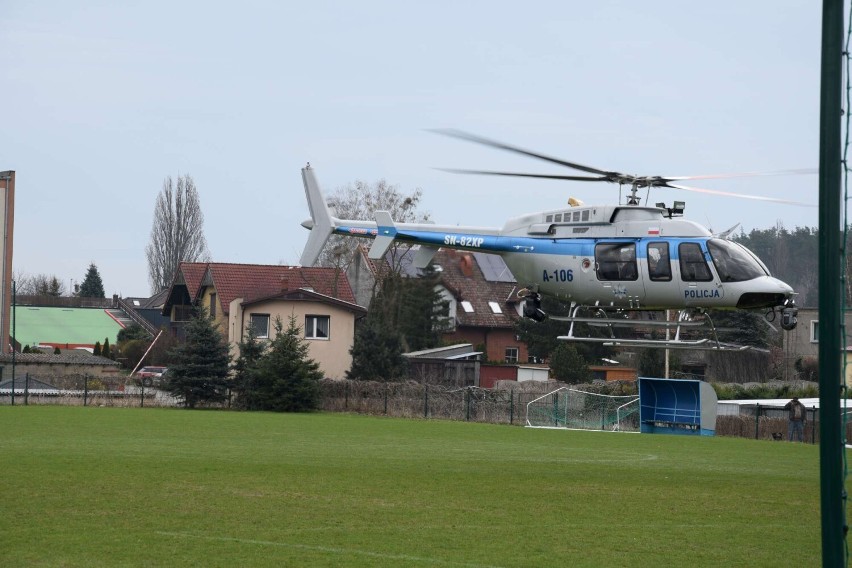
[432,249,520,330]
[0,353,119,366]
[179,263,208,299]
[125,289,170,310]
[177,262,359,315]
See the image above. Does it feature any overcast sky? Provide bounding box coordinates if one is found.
[1,1,823,298]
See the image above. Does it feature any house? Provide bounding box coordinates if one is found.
[118,289,170,334]
[161,262,366,379]
[779,307,852,381]
[430,249,529,364]
[349,245,530,365]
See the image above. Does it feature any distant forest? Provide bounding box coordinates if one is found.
[732,225,851,307]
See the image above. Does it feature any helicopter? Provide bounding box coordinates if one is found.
[298,130,810,351]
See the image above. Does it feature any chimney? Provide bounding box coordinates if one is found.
[460,254,473,277]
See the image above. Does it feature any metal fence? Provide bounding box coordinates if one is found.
[2,375,848,444]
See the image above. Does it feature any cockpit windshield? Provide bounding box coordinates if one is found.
[707,239,768,282]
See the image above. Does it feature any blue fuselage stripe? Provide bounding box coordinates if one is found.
[334,226,710,259]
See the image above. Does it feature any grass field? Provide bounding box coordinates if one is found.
[0,406,826,566]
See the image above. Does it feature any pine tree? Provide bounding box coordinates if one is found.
[93,341,102,356]
[53,346,60,355]
[398,265,450,351]
[166,306,231,408]
[102,337,111,359]
[78,263,106,298]
[231,324,267,409]
[550,344,591,384]
[347,316,407,381]
[246,316,323,412]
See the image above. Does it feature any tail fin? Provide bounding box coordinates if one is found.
[299,165,335,266]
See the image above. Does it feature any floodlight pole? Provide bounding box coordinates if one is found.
[817,0,845,565]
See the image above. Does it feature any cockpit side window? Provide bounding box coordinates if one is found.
[595,243,638,281]
[647,242,671,281]
[707,238,767,282]
[678,242,713,282]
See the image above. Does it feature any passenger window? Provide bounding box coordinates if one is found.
[554,213,562,222]
[679,242,713,282]
[572,211,580,222]
[595,243,638,281]
[545,215,553,222]
[581,210,590,221]
[647,242,671,281]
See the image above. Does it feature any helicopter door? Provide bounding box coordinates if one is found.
[594,242,645,305]
[642,241,679,307]
[677,241,722,305]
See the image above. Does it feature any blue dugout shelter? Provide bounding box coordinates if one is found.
[638,377,718,436]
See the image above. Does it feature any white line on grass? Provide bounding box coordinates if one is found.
[156,531,505,568]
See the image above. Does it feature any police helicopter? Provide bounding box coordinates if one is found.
[298,130,811,351]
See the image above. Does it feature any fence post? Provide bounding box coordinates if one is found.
[424,385,428,418]
[24,373,29,405]
[383,384,388,415]
[345,381,349,410]
[811,407,817,444]
[553,392,559,427]
[84,375,89,407]
[509,389,514,425]
[754,404,760,440]
[465,388,471,421]
[140,381,145,408]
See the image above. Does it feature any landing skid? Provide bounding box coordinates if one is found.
[554,305,760,352]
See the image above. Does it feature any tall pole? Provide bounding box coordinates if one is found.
[817,0,845,565]
[11,280,15,406]
[0,171,14,356]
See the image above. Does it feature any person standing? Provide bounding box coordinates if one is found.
[784,396,807,442]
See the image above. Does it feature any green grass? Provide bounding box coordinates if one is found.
[0,407,826,566]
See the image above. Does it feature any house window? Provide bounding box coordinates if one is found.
[488,301,502,314]
[173,305,192,322]
[810,320,819,343]
[505,347,519,363]
[305,315,330,339]
[209,293,217,319]
[461,301,474,313]
[250,314,270,339]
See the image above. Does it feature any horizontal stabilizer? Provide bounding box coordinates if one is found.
[413,245,439,268]
[368,211,397,260]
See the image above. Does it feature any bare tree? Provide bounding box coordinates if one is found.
[146,175,210,293]
[14,272,66,297]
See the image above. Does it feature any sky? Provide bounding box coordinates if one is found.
[1,1,823,298]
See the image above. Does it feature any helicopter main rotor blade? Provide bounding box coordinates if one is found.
[430,129,615,177]
[664,182,815,206]
[435,168,610,182]
[661,168,817,182]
